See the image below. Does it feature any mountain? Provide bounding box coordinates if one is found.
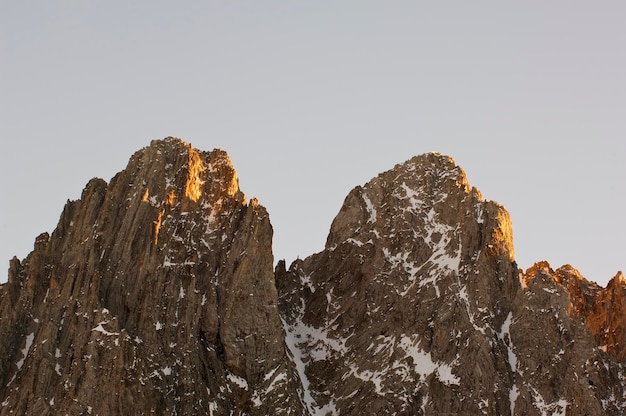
[0,138,303,415]
[276,153,625,415]
[1,138,624,415]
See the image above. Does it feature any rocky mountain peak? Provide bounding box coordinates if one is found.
[327,152,514,264]
[277,151,624,415]
[1,140,625,415]
[611,270,626,287]
[0,138,303,415]
[278,152,526,414]
[132,136,244,207]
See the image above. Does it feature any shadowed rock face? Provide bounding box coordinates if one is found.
[1,140,624,415]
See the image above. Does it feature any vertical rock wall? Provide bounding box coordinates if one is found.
[0,138,303,415]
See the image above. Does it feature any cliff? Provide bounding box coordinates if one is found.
[0,138,303,415]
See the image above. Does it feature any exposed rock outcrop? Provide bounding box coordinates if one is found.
[1,140,624,415]
[277,153,626,415]
[0,138,303,415]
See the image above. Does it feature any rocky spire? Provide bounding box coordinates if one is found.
[277,152,521,415]
[0,138,303,415]
[524,263,626,361]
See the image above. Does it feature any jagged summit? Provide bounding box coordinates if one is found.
[132,137,244,205]
[523,261,626,362]
[0,138,303,415]
[1,138,625,415]
[316,150,508,271]
[326,150,514,276]
[278,149,522,414]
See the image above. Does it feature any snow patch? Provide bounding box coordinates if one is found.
[457,284,487,335]
[475,203,484,224]
[281,314,346,415]
[383,208,461,297]
[361,192,377,223]
[347,333,460,399]
[16,333,35,370]
[531,388,569,416]
[265,367,287,394]
[398,335,460,386]
[346,237,372,247]
[498,312,518,372]
[208,401,219,416]
[399,182,425,213]
[227,372,249,390]
[300,273,316,293]
[282,316,316,411]
[509,384,519,416]
[92,322,120,336]
[163,257,196,268]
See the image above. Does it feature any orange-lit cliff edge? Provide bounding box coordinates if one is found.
[521,261,626,361]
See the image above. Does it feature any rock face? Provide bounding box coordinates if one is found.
[276,153,625,415]
[1,140,625,415]
[0,138,304,415]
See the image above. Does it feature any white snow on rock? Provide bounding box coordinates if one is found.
[498,312,518,372]
[281,312,349,416]
[342,332,460,401]
[382,207,461,297]
[92,322,120,336]
[361,192,377,224]
[398,335,460,386]
[16,333,35,370]
[509,384,520,416]
[284,315,348,363]
[227,372,249,390]
[531,387,569,416]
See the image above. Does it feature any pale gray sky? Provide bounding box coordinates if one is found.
[2,2,625,286]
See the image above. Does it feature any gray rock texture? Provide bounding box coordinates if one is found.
[1,140,624,415]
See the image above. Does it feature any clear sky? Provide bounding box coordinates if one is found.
[1,2,625,286]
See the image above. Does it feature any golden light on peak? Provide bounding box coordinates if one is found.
[167,189,176,206]
[184,147,205,202]
[227,170,239,197]
[492,210,515,261]
[142,188,150,202]
[153,208,165,245]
